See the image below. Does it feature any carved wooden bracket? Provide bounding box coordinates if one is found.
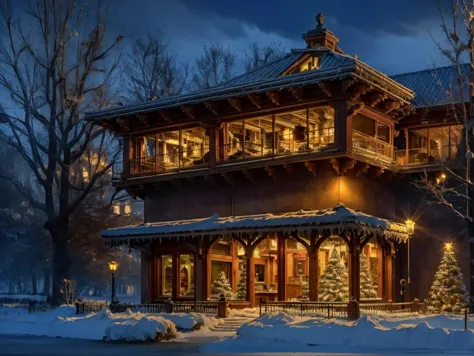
[265,91,280,106]
[203,101,219,116]
[137,114,150,127]
[288,86,303,101]
[383,100,402,114]
[304,161,318,177]
[221,172,236,185]
[117,118,131,131]
[368,166,385,178]
[228,98,242,112]
[180,105,195,119]
[283,163,298,176]
[264,166,278,182]
[331,158,355,175]
[158,110,171,122]
[248,94,262,109]
[318,82,332,97]
[348,102,365,116]
[350,83,372,101]
[342,78,356,93]
[354,162,370,177]
[369,92,388,107]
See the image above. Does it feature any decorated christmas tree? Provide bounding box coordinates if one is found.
[235,259,247,300]
[210,271,234,300]
[425,245,468,314]
[301,279,309,301]
[360,254,378,299]
[318,248,349,302]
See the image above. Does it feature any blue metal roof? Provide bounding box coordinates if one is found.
[391,64,470,108]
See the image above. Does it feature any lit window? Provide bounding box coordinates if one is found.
[82,167,89,183]
[124,203,131,215]
[113,204,120,215]
[161,255,173,296]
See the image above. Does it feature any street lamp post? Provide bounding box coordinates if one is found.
[108,261,118,304]
[405,219,415,302]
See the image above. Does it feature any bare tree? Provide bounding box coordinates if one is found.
[122,31,188,102]
[415,0,474,312]
[243,42,287,73]
[191,43,236,90]
[0,0,123,304]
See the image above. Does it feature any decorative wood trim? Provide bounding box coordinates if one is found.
[265,91,280,106]
[243,169,257,183]
[348,102,365,116]
[330,158,355,176]
[264,166,278,182]
[288,86,303,101]
[342,78,356,93]
[350,83,372,101]
[158,110,171,122]
[330,158,340,175]
[318,82,332,97]
[221,172,235,185]
[304,161,318,177]
[383,100,402,114]
[248,94,263,109]
[283,163,298,175]
[354,162,370,177]
[203,101,219,116]
[117,118,131,131]
[369,92,388,107]
[180,106,195,120]
[369,166,385,178]
[137,114,150,127]
[228,98,242,112]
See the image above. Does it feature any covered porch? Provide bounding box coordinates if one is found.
[102,205,409,307]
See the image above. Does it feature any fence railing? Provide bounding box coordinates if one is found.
[75,301,106,315]
[352,130,394,162]
[260,300,348,318]
[109,303,165,314]
[359,302,420,315]
[172,301,219,314]
[395,146,459,166]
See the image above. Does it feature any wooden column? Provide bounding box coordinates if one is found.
[172,251,179,300]
[207,126,217,169]
[332,84,351,153]
[202,249,211,300]
[404,128,409,163]
[140,250,150,303]
[348,232,361,301]
[277,232,287,301]
[383,245,394,302]
[231,241,238,292]
[308,247,319,301]
[195,252,203,301]
[246,250,255,307]
[122,137,131,178]
[377,246,384,298]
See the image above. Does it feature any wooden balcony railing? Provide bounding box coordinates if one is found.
[395,146,459,166]
[352,130,394,163]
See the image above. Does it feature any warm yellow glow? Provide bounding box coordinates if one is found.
[441,173,447,179]
[124,204,132,215]
[437,172,447,184]
[445,242,453,251]
[405,219,415,235]
[113,204,120,215]
[82,167,89,183]
[108,261,118,272]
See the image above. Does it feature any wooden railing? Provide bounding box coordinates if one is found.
[395,146,459,166]
[352,130,394,162]
[260,300,348,318]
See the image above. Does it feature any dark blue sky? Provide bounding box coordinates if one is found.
[105,0,449,76]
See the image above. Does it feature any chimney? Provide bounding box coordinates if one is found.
[302,13,340,51]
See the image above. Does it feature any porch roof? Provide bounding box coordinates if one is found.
[102,205,409,243]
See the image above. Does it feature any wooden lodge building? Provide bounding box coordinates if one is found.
[87,14,467,306]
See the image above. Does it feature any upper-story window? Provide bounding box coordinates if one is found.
[396,125,463,165]
[284,54,319,75]
[132,128,209,174]
[217,106,334,162]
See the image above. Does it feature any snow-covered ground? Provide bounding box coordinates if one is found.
[80,295,140,304]
[0,294,46,301]
[202,312,474,354]
[0,305,221,342]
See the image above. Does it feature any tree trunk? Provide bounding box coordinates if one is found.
[42,267,50,296]
[32,272,37,295]
[49,221,72,305]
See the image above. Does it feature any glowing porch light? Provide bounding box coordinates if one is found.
[405,219,415,236]
[445,242,453,251]
[108,261,118,272]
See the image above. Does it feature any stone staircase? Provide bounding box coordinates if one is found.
[209,316,255,333]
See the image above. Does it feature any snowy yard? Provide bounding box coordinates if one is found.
[0,305,222,342]
[202,312,474,354]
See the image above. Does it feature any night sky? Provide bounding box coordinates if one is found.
[105,0,450,76]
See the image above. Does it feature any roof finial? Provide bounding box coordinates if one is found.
[316,13,325,29]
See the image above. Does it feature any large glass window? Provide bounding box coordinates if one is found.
[179,254,194,297]
[161,255,173,296]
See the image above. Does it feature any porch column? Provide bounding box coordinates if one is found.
[348,232,361,301]
[383,244,394,301]
[245,249,255,307]
[332,84,351,153]
[277,232,287,301]
[123,137,131,178]
[195,252,203,301]
[308,246,319,301]
[140,250,150,302]
[172,251,179,300]
[207,126,217,169]
[404,129,409,163]
[202,249,211,300]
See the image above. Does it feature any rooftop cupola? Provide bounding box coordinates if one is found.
[302,13,340,51]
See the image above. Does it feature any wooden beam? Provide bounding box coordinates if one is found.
[330,158,355,175]
[350,83,372,101]
[158,110,171,122]
[304,161,318,177]
[383,100,402,114]
[265,91,280,106]
[228,98,242,112]
[318,82,332,97]
[203,101,219,116]
[117,118,131,131]
[342,78,356,93]
[248,94,263,109]
[348,102,365,116]
[180,106,195,120]
[369,92,388,107]
[288,86,303,101]
[137,114,150,127]
[369,166,385,178]
[354,162,370,177]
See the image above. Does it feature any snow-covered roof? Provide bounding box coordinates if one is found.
[102,205,409,243]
